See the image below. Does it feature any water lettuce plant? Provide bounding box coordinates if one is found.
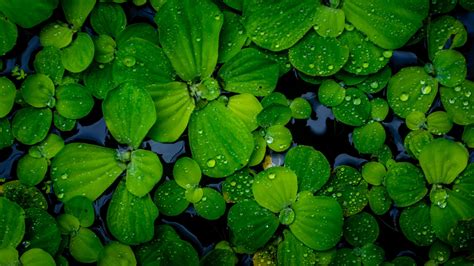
[0,0,473,265]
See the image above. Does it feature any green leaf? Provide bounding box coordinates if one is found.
[3,181,48,210]
[189,101,254,178]
[0,77,16,118]
[433,50,466,87]
[227,200,279,253]
[343,212,379,247]
[70,228,103,263]
[400,202,436,246]
[252,166,297,213]
[17,154,48,186]
[356,66,392,94]
[51,143,126,201]
[339,30,391,75]
[333,88,371,126]
[289,32,349,76]
[0,118,13,149]
[113,37,175,86]
[427,16,467,60]
[20,74,55,108]
[370,98,389,121]
[387,67,438,118]
[290,98,312,119]
[61,33,95,73]
[241,0,320,51]
[194,188,226,220]
[39,22,74,49]
[218,48,280,96]
[360,243,385,265]
[0,197,25,249]
[147,82,195,142]
[218,11,247,63]
[93,35,116,64]
[319,165,368,216]
[313,6,345,38]
[419,138,468,185]
[385,162,427,207]
[126,149,163,197]
[23,208,61,255]
[285,145,331,193]
[103,83,156,149]
[83,63,116,99]
[352,122,386,154]
[20,248,55,266]
[318,79,346,107]
[431,187,474,241]
[360,163,385,188]
[98,242,137,266]
[156,0,223,81]
[0,247,18,266]
[61,0,96,29]
[222,169,255,203]
[173,157,201,189]
[64,196,95,227]
[426,111,453,135]
[56,214,80,235]
[368,186,391,215]
[34,46,65,85]
[248,131,267,167]
[116,23,160,47]
[153,180,188,216]
[440,80,474,125]
[0,0,58,28]
[0,15,17,56]
[107,182,159,245]
[12,107,52,145]
[227,93,263,132]
[289,193,343,251]
[265,125,292,152]
[56,83,94,119]
[277,230,321,266]
[257,104,292,128]
[90,3,126,38]
[200,242,238,266]
[53,111,76,131]
[342,0,429,49]
[136,225,199,266]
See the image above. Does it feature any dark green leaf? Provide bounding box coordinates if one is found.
[218,48,280,96]
[241,0,320,51]
[107,182,159,245]
[189,101,254,178]
[156,0,223,81]
[12,107,52,145]
[289,32,349,76]
[0,197,25,249]
[103,83,156,149]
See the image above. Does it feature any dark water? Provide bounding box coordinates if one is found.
[1,3,474,265]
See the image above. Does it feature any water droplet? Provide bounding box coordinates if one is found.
[421,85,432,95]
[60,174,68,180]
[454,86,462,92]
[399,93,409,101]
[328,65,334,70]
[206,159,216,168]
[370,81,379,89]
[353,98,361,105]
[268,174,276,180]
[122,56,136,67]
[383,50,393,58]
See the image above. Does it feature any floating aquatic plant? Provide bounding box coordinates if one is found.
[0,0,473,265]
